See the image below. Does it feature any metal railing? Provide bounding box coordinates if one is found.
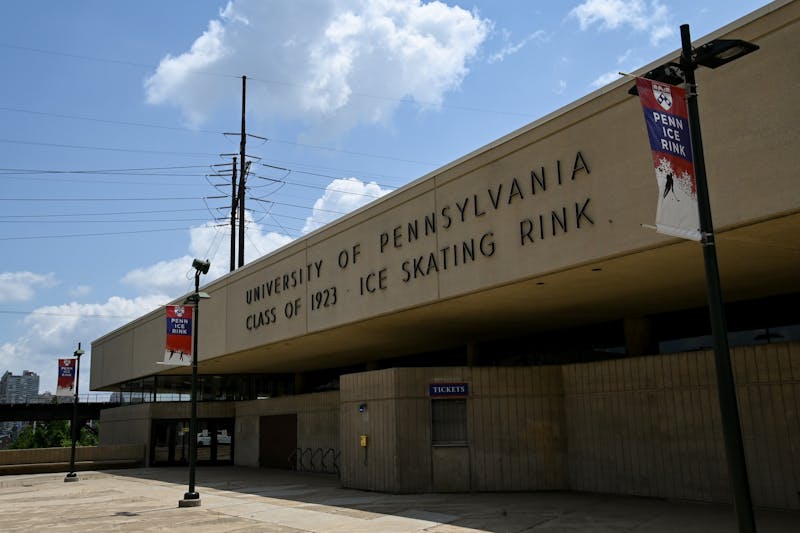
[0,393,115,405]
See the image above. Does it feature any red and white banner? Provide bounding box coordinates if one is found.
[636,77,701,241]
[164,305,193,366]
[57,358,76,397]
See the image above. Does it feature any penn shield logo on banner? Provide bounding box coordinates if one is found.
[163,305,193,366]
[636,77,701,241]
[56,358,76,397]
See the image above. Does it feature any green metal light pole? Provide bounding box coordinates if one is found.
[64,342,85,482]
[678,24,756,532]
[629,24,759,533]
[179,259,210,508]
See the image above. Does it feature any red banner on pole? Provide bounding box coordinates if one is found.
[164,305,193,366]
[636,77,701,241]
[57,358,76,397]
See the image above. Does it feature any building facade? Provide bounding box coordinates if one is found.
[92,1,799,510]
[0,371,40,405]
[0,370,42,437]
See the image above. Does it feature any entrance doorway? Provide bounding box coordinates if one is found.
[259,414,297,469]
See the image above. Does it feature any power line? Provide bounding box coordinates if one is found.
[0,163,404,191]
[0,218,210,224]
[0,104,435,168]
[271,167,397,190]
[0,227,194,241]
[247,76,538,119]
[0,106,222,135]
[265,138,437,166]
[0,138,217,157]
[263,158,411,182]
[0,174,209,186]
[0,207,207,218]
[0,196,226,202]
[250,197,347,215]
[1,43,537,120]
[253,173,391,198]
[0,42,239,79]
[0,309,144,319]
[0,165,210,173]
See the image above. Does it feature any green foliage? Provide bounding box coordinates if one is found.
[79,426,99,446]
[9,421,97,449]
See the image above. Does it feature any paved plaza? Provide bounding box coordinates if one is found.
[0,467,796,532]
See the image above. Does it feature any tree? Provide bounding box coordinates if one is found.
[8,421,97,449]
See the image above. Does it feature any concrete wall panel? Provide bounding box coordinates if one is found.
[234,391,339,469]
[563,342,800,509]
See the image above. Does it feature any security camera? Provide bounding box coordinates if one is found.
[192,258,211,274]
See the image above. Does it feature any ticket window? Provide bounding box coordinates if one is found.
[431,399,467,446]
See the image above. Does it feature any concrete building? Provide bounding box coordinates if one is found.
[0,370,41,437]
[0,371,40,405]
[91,1,799,511]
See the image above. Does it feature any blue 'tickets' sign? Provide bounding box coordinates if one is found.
[429,383,469,397]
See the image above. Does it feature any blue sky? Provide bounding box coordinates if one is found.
[0,0,773,394]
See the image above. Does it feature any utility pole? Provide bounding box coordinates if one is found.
[230,156,237,272]
[237,75,247,268]
[224,75,264,270]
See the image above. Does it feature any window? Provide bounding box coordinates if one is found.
[431,399,467,446]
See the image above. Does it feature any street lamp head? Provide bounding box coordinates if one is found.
[183,292,211,304]
[644,62,685,84]
[627,62,684,95]
[192,258,211,275]
[626,35,758,96]
[693,39,759,69]
[74,342,85,358]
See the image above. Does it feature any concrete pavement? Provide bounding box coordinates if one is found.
[0,467,796,532]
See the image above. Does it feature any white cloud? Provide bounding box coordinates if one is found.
[145,0,490,134]
[122,219,294,297]
[0,295,168,394]
[123,175,388,297]
[617,48,634,64]
[570,0,673,45]
[69,285,92,298]
[590,70,623,88]
[241,220,295,262]
[144,19,230,126]
[122,256,197,298]
[487,29,546,64]
[0,272,57,303]
[302,178,392,233]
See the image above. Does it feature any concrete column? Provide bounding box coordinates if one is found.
[624,317,653,356]
[294,372,306,395]
[467,342,480,367]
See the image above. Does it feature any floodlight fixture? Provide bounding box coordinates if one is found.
[627,37,758,96]
[183,292,210,304]
[693,39,759,69]
[192,258,211,274]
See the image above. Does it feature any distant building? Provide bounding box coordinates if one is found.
[0,370,39,404]
[38,391,53,404]
[0,371,41,439]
